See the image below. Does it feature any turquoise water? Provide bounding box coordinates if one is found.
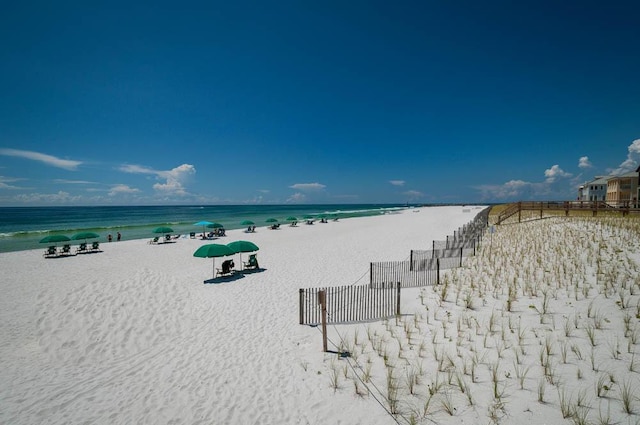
[0,204,410,253]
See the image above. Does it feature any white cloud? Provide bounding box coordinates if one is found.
[390,180,405,186]
[544,165,572,183]
[53,179,95,184]
[15,191,81,203]
[609,139,640,175]
[119,164,156,174]
[578,156,592,169]
[0,148,82,170]
[0,176,24,189]
[120,163,196,195]
[286,192,306,203]
[475,180,535,200]
[403,190,424,199]
[109,184,140,196]
[289,182,326,191]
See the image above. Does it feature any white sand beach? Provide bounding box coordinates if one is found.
[2,206,640,425]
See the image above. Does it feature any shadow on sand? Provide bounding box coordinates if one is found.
[203,273,246,285]
[203,268,267,284]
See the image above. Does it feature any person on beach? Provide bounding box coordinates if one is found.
[108,234,113,242]
[117,232,121,241]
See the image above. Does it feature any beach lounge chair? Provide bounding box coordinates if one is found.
[91,241,101,251]
[190,232,196,239]
[243,254,259,270]
[61,244,72,255]
[43,246,57,258]
[216,259,235,277]
[164,234,172,242]
[76,242,88,254]
[149,237,159,244]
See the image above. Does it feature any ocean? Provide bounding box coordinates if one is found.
[0,204,409,253]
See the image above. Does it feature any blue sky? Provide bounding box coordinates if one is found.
[1,1,639,206]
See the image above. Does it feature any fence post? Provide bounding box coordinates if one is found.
[473,238,476,256]
[369,262,373,286]
[318,290,328,352]
[299,288,304,325]
[459,247,463,267]
[436,258,440,285]
[396,283,401,316]
[410,250,413,271]
[432,240,435,258]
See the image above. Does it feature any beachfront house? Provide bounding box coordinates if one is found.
[578,176,608,202]
[606,171,639,208]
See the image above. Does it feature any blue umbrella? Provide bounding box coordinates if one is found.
[194,221,213,235]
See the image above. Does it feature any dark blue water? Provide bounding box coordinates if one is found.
[0,204,409,253]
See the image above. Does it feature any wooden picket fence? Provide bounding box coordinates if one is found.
[298,207,491,326]
[299,283,400,325]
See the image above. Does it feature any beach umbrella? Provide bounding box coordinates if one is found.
[39,234,70,244]
[240,220,254,226]
[193,221,213,235]
[193,244,235,278]
[71,232,100,241]
[286,216,297,221]
[153,226,174,234]
[206,222,224,229]
[265,218,278,223]
[303,214,314,219]
[227,240,259,270]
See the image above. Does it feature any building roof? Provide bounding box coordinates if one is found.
[607,171,639,180]
[585,176,609,185]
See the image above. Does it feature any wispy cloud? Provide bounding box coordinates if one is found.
[119,163,196,195]
[609,139,640,175]
[475,180,538,200]
[0,148,82,170]
[15,191,81,204]
[289,182,326,191]
[578,156,592,169]
[53,179,95,184]
[286,192,306,203]
[0,176,24,189]
[389,180,405,186]
[403,190,424,200]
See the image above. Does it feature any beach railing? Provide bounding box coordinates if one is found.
[299,283,400,325]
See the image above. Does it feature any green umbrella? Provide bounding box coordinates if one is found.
[193,244,235,279]
[39,234,71,244]
[206,222,224,229]
[265,218,278,223]
[286,216,298,221]
[153,226,174,234]
[241,220,254,226]
[303,214,314,219]
[227,240,259,270]
[71,232,100,241]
